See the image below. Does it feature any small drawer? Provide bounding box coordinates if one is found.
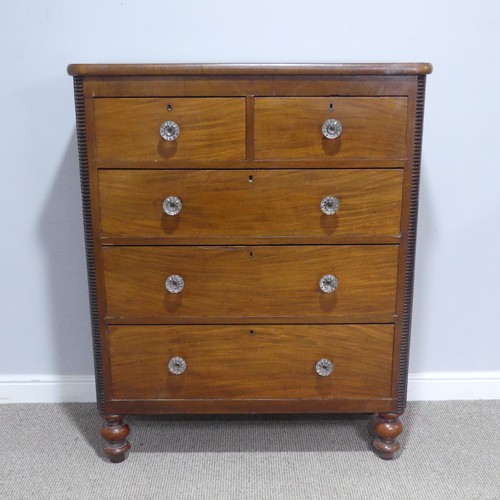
[93,97,246,161]
[98,169,403,242]
[254,97,407,160]
[102,245,399,322]
[108,324,394,400]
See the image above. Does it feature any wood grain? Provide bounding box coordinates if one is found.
[254,97,408,160]
[105,398,396,415]
[95,159,407,170]
[93,97,246,161]
[100,415,131,463]
[108,324,394,400]
[395,75,427,412]
[69,65,430,450]
[74,77,112,414]
[98,169,403,242]
[68,63,433,76]
[102,245,399,321]
[82,76,416,99]
[371,412,403,460]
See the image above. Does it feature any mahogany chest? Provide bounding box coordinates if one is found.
[68,63,432,462]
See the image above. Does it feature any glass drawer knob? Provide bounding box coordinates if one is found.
[163,196,182,216]
[320,196,340,215]
[316,358,334,377]
[165,274,184,294]
[322,118,342,139]
[168,356,186,375]
[319,274,338,293]
[160,120,180,141]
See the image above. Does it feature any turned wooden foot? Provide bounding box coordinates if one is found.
[100,415,131,463]
[370,412,403,460]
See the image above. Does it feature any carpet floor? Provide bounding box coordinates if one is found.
[0,401,499,499]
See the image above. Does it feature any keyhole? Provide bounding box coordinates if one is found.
[167,103,173,111]
[248,175,253,182]
[329,103,334,111]
[249,251,253,258]
[250,329,254,336]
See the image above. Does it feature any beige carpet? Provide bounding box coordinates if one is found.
[1,401,499,499]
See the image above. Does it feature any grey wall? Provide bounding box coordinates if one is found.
[0,0,499,377]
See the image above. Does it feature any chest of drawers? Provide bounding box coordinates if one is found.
[68,63,431,462]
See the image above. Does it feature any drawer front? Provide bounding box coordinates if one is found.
[109,324,394,400]
[102,245,398,321]
[254,97,407,160]
[93,98,246,161]
[98,169,403,241]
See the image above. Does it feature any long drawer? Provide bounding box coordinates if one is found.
[102,245,399,322]
[108,324,394,400]
[98,169,403,242]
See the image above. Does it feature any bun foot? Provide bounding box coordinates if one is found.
[100,415,131,463]
[370,412,403,460]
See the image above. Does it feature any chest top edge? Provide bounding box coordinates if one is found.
[67,63,433,77]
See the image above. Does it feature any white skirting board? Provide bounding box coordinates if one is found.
[0,375,97,404]
[0,372,499,404]
[406,371,500,401]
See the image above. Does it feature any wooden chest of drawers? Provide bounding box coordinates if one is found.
[68,63,431,462]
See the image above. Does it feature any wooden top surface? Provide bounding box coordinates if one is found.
[67,63,432,77]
